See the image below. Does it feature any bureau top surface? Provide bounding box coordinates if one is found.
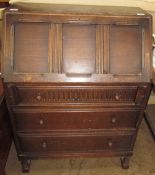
[5,4,151,17]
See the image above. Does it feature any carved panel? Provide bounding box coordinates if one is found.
[6,84,145,105]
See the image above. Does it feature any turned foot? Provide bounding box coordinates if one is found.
[21,159,31,173]
[120,157,130,169]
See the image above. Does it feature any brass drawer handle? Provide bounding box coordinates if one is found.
[111,117,116,123]
[115,94,120,100]
[36,95,41,101]
[39,119,44,125]
[108,140,113,147]
[42,142,47,149]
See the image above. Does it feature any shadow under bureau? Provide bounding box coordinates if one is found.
[2,4,152,172]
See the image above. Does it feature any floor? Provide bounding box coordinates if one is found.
[5,119,155,175]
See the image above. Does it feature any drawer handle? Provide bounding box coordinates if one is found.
[111,117,116,123]
[36,95,41,101]
[39,119,44,125]
[42,142,47,149]
[115,94,120,100]
[108,140,113,147]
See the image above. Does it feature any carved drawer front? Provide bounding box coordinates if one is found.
[18,134,133,153]
[7,84,148,106]
[13,109,140,132]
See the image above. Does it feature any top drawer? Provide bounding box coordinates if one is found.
[5,83,150,107]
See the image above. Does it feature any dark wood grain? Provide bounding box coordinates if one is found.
[14,22,49,73]
[13,109,140,131]
[63,24,96,74]
[18,133,134,153]
[110,25,142,74]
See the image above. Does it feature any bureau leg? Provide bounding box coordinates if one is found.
[120,157,130,169]
[21,159,31,173]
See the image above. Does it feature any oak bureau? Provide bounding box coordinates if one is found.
[1,4,152,172]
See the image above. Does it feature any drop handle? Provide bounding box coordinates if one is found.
[36,95,41,101]
[42,142,47,149]
[111,117,116,123]
[108,140,113,147]
[39,119,44,125]
[115,94,120,100]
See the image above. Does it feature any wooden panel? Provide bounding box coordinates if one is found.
[109,25,142,74]
[18,134,133,153]
[6,84,142,105]
[62,24,96,74]
[14,22,49,73]
[13,109,140,132]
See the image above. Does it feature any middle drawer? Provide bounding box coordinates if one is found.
[12,109,141,132]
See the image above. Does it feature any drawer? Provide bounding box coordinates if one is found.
[13,109,140,131]
[6,83,149,106]
[18,134,134,153]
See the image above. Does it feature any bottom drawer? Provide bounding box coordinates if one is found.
[18,134,134,153]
